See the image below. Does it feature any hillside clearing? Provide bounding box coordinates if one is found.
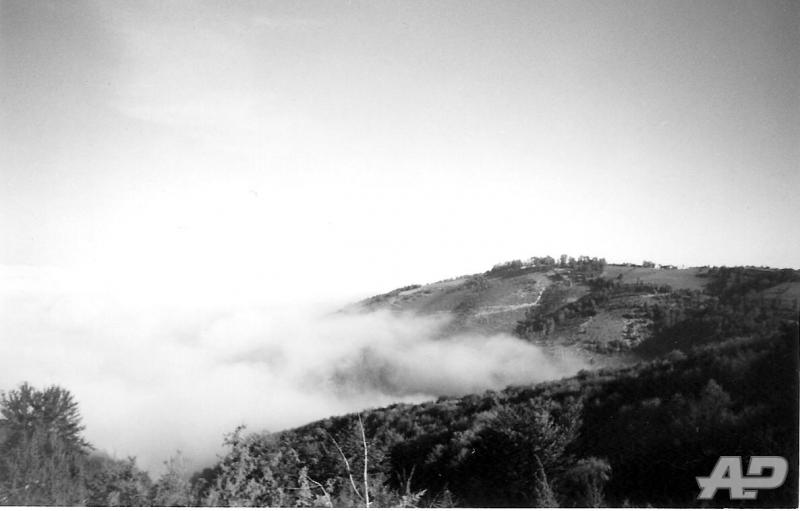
[601,265,706,291]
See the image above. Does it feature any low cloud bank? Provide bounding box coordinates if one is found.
[0,266,583,474]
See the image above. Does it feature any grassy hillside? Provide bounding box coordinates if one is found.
[601,264,707,290]
[354,270,550,336]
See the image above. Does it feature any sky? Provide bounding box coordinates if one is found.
[1,0,799,472]
[2,0,799,302]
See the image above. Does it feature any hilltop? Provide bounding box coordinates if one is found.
[349,257,734,368]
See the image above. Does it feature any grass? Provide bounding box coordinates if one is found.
[358,270,550,335]
[761,281,800,311]
[601,265,707,291]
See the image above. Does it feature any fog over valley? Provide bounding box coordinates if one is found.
[0,264,582,474]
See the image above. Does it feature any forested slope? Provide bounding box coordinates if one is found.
[188,324,797,507]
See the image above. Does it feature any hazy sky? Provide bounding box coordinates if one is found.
[2,0,799,304]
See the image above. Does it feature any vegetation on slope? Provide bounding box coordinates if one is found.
[184,324,797,507]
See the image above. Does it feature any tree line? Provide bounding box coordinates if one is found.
[488,254,607,279]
